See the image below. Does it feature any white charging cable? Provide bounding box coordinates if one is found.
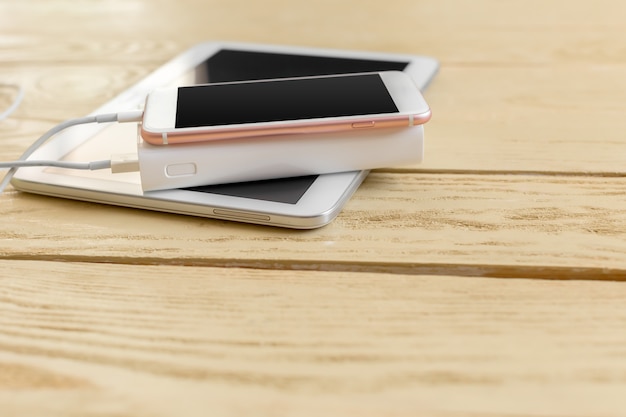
[0,110,143,193]
[0,83,24,122]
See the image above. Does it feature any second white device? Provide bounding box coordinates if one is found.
[138,71,430,191]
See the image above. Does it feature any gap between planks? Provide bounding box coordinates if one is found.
[374,168,626,178]
[2,255,626,282]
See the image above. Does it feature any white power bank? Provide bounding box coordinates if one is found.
[137,125,424,191]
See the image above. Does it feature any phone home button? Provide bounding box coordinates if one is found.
[166,163,197,177]
[351,121,376,129]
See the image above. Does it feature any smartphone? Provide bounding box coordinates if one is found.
[140,71,431,145]
[11,41,439,228]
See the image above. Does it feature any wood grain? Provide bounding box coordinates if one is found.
[1,260,626,417]
[2,173,626,276]
[3,0,626,65]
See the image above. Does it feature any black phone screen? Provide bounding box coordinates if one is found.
[175,73,398,128]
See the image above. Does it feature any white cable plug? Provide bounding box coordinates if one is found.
[110,153,140,173]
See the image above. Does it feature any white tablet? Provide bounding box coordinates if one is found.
[11,41,438,229]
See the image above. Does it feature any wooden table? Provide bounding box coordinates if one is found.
[2,1,626,415]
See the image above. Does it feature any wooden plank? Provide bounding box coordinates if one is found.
[2,1,626,174]
[419,66,626,174]
[2,0,626,66]
[4,64,626,173]
[2,173,626,275]
[1,260,625,417]
[4,63,626,173]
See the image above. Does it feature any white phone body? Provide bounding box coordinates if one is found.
[140,71,431,145]
[11,41,438,229]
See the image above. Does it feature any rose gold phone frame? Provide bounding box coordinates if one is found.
[140,111,431,146]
